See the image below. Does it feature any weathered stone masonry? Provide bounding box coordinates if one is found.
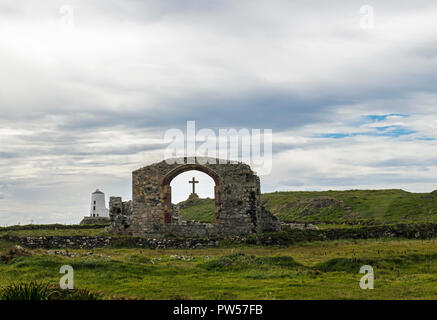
[108,157,280,238]
[6,222,437,249]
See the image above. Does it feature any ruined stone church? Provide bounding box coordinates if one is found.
[108,157,280,238]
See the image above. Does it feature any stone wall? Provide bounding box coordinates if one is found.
[108,157,280,238]
[79,216,110,225]
[108,198,132,234]
[4,222,437,249]
[1,235,219,249]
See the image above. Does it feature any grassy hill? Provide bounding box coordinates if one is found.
[180,189,437,225]
[179,198,216,223]
[2,238,437,299]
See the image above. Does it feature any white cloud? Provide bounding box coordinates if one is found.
[1,1,437,224]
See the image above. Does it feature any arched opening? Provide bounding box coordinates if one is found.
[170,170,215,222]
[161,164,221,224]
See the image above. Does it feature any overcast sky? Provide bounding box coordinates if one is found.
[1,0,437,225]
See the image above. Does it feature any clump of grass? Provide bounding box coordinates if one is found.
[70,260,108,270]
[170,295,191,300]
[244,270,293,279]
[260,256,302,267]
[314,253,437,274]
[201,253,301,271]
[128,254,153,264]
[0,281,54,300]
[201,253,248,271]
[0,281,99,300]
[49,288,100,300]
[314,258,376,273]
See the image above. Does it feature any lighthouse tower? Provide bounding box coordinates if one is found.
[89,189,109,217]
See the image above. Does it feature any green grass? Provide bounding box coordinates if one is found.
[0,281,54,300]
[181,189,437,225]
[201,253,301,271]
[0,223,108,238]
[0,224,107,232]
[180,198,216,223]
[0,281,99,300]
[262,189,437,224]
[0,228,108,237]
[0,223,108,237]
[2,238,437,299]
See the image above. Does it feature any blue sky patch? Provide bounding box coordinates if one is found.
[317,126,417,139]
[364,114,409,122]
[316,114,416,139]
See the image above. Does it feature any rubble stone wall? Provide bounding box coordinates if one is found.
[79,217,110,225]
[109,157,280,238]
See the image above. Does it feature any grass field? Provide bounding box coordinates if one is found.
[2,238,437,299]
[0,228,108,237]
[2,189,437,300]
[181,189,437,224]
[180,198,216,223]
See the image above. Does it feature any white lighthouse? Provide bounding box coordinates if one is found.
[89,189,109,217]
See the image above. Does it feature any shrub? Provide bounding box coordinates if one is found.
[0,281,99,300]
[0,281,54,300]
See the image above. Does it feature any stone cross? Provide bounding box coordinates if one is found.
[189,177,199,194]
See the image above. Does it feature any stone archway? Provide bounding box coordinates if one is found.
[109,157,280,238]
[161,164,221,224]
